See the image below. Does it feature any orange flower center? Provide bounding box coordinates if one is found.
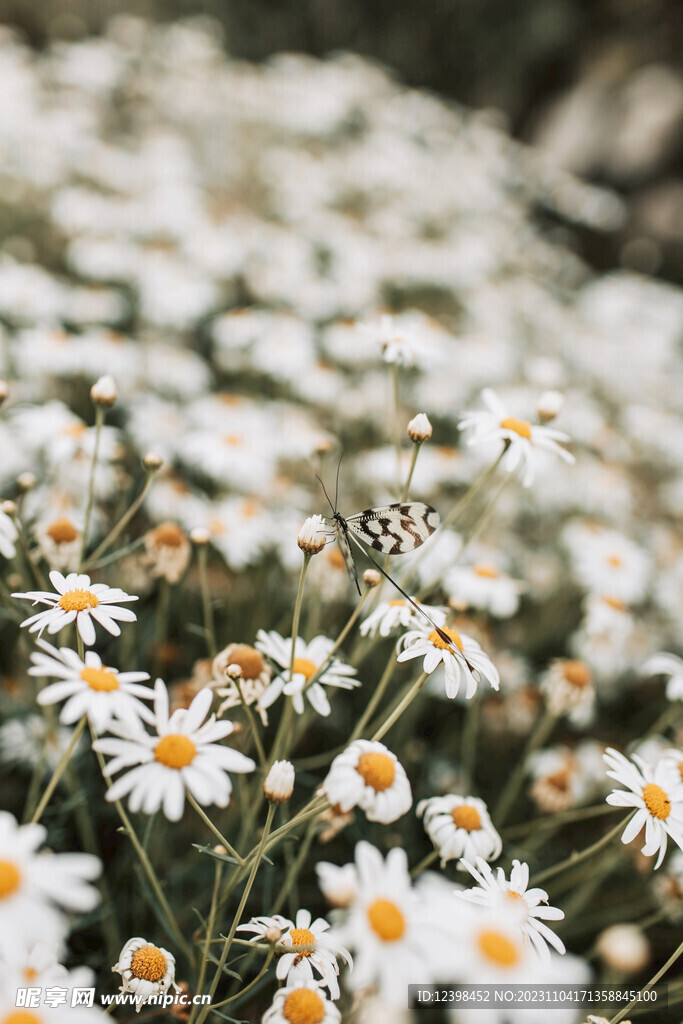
[282,988,326,1024]
[80,666,119,692]
[642,783,671,820]
[288,927,315,955]
[155,734,196,769]
[367,898,406,942]
[223,433,243,446]
[546,768,571,792]
[477,929,521,967]
[500,417,532,439]
[58,589,99,612]
[151,523,186,548]
[356,752,396,791]
[130,944,168,982]
[428,626,463,651]
[603,596,626,611]
[227,645,265,680]
[3,1013,43,1024]
[45,517,79,544]
[0,860,21,899]
[23,969,38,982]
[562,660,591,688]
[389,600,407,606]
[607,554,623,567]
[473,564,499,578]
[451,805,482,831]
[292,658,317,681]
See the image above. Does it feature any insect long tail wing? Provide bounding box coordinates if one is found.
[337,525,362,596]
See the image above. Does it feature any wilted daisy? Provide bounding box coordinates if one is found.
[29,640,153,734]
[322,740,412,824]
[417,794,502,867]
[34,516,82,571]
[0,811,101,954]
[113,937,180,1009]
[458,388,574,486]
[397,623,499,700]
[360,598,446,638]
[13,570,138,646]
[458,857,566,962]
[213,642,272,726]
[327,841,458,1004]
[143,521,191,583]
[262,979,341,1024]
[256,630,360,716]
[93,679,255,821]
[604,747,683,868]
[540,658,595,726]
[0,508,17,559]
[238,908,351,999]
[642,652,683,701]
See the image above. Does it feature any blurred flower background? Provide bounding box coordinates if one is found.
[0,1,682,1022]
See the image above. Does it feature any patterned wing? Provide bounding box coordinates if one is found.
[334,521,361,594]
[345,502,439,555]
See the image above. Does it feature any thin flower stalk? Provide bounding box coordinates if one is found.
[30,715,87,824]
[371,671,428,742]
[610,936,683,1024]
[85,463,159,566]
[531,811,636,888]
[188,858,223,1024]
[494,706,558,826]
[79,404,105,567]
[187,793,244,865]
[197,544,217,658]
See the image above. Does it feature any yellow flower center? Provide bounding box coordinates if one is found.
[282,988,326,1024]
[45,517,79,544]
[58,589,99,612]
[150,523,186,548]
[155,734,196,769]
[292,658,317,681]
[367,898,406,942]
[642,783,671,820]
[500,417,532,439]
[223,433,243,446]
[23,969,38,982]
[80,666,119,692]
[129,944,168,982]
[451,805,482,831]
[288,927,315,954]
[227,645,265,680]
[562,660,591,688]
[389,600,407,606]
[428,626,463,651]
[603,596,626,611]
[607,554,623,567]
[0,860,21,899]
[477,929,521,967]
[546,769,571,792]
[62,422,87,438]
[356,752,396,791]
[473,564,499,578]
[3,1013,43,1024]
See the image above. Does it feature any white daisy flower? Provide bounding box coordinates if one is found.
[357,313,425,368]
[397,624,499,700]
[29,640,153,734]
[323,740,412,824]
[417,794,502,868]
[539,658,595,726]
[642,652,683,701]
[458,857,566,963]
[315,862,359,908]
[445,563,522,619]
[255,630,360,717]
[238,908,352,999]
[0,715,84,773]
[458,388,574,487]
[567,527,651,603]
[0,811,101,955]
[113,936,180,1010]
[327,841,459,1004]
[0,950,99,1014]
[93,679,255,821]
[0,508,17,560]
[34,516,82,572]
[12,570,138,647]
[604,747,683,868]
[360,598,446,638]
[262,979,341,1024]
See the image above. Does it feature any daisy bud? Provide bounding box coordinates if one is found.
[1,500,17,518]
[363,569,382,588]
[264,924,283,944]
[226,663,243,680]
[90,374,117,407]
[0,379,9,405]
[595,924,650,975]
[263,759,295,803]
[17,472,36,492]
[537,389,564,422]
[143,451,164,471]
[407,412,432,443]
[297,514,327,555]
[190,527,211,545]
[213,844,228,856]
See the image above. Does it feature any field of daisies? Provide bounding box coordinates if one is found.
[1,13,683,1024]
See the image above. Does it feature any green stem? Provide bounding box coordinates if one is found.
[493,707,557,827]
[187,793,244,864]
[302,585,370,697]
[371,671,428,742]
[196,804,276,1023]
[188,859,223,1024]
[235,676,267,769]
[410,848,438,878]
[30,716,87,824]
[391,362,402,490]
[460,692,480,793]
[212,948,274,1009]
[503,802,621,839]
[609,935,683,1023]
[86,466,158,566]
[401,443,421,503]
[531,811,634,888]
[79,405,104,567]
[351,653,398,741]
[646,701,682,738]
[197,544,217,659]
[272,816,319,916]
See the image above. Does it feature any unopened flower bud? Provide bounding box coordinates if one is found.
[297,514,327,555]
[143,451,164,471]
[190,527,211,545]
[1,500,17,518]
[264,925,283,944]
[362,569,382,588]
[0,380,9,405]
[537,390,564,422]
[407,412,432,443]
[17,472,36,492]
[213,844,228,856]
[90,374,117,407]
[226,663,243,680]
[595,924,650,975]
[263,760,295,803]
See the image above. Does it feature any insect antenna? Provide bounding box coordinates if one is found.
[333,451,344,514]
[315,474,335,515]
